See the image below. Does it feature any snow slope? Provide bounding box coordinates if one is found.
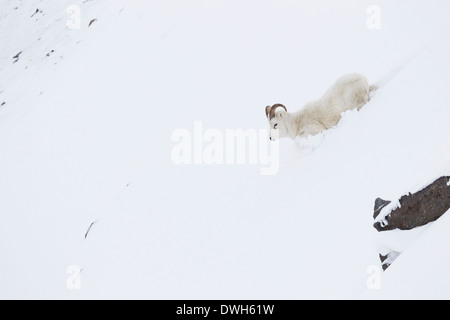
[0,0,449,299]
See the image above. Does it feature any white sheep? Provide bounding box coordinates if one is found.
[265,73,376,140]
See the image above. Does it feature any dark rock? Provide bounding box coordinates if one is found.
[13,51,22,64]
[31,9,40,18]
[373,197,391,219]
[13,51,22,59]
[374,176,450,231]
[379,251,401,271]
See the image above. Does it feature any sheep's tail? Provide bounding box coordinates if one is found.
[367,83,378,100]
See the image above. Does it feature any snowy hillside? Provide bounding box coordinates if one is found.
[1,0,449,299]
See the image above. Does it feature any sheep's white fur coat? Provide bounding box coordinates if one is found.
[268,73,374,139]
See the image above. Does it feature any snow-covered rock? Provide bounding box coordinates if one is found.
[374,176,450,231]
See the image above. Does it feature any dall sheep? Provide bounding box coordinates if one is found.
[265,73,376,140]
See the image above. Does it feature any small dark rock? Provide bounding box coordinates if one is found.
[31,8,39,18]
[379,253,388,264]
[1,102,5,106]
[13,51,22,59]
[379,251,401,271]
[373,197,391,219]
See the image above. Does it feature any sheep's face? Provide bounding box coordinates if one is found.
[266,110,289,141]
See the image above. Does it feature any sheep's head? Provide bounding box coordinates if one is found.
[265,104,288,140]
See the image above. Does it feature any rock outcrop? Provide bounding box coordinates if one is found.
[374,176,450,231]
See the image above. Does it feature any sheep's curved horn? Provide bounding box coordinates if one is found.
[265,105,271,118]
[269,104,287,120]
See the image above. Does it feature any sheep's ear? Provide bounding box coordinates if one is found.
[265,106,271,118]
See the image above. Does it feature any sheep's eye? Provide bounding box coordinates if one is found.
[274,124,278,129]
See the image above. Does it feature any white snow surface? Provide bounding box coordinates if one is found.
[0,0,450,299]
